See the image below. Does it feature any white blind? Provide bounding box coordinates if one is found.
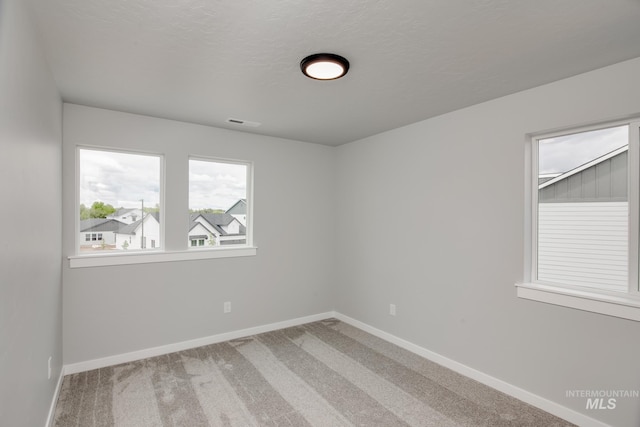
[537,202,628,292]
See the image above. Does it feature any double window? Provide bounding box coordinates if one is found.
[75,148,253,263]
[519,120,640,321]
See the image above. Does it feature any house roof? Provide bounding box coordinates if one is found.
[109,208,139,217]
[198,213,235,227]
[189,213,244,237]
[539,146,628,190]
[225,199,247,215]
[80,218,124,232]
[117,212,160,235]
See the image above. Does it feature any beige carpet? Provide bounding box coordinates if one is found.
[54,319,574,426]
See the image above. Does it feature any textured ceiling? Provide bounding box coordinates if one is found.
[27,0,640,146]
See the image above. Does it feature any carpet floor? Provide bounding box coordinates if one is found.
[54,319,574,426]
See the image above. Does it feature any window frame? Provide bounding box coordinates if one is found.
[75,146,165,256]
[516,119,640,322]
[187,155,254,251]
[68,147,256,268]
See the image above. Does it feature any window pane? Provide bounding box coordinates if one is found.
[79,148,161,253]
[189,159,248,248]
[537,125,628,292]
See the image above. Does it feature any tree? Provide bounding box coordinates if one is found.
[144,203,160,214]
[80,201,117,219]
[79,204,90,220]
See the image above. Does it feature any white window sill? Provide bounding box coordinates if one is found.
[68,246,257,268]
[516,282,640,322]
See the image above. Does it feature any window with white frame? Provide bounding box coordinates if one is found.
[188,157,251,249]
[518,120,640,321]
[78,148,162,253]
[71,149,255,267]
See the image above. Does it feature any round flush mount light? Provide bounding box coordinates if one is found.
[300,53,350,80]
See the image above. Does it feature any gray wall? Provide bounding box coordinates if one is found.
[0,1,63,426]
[62,105,337,364]
[9,6,639,424]
[335,57,640,427]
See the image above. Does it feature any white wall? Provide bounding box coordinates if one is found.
[189,222,215,246]
[114,216,161,251]
[62,104,336,365]
[335,57,640,427]
[80,230,118,247]
[0,1,63,426]
[222,219,241,235]
[538,201,628,292]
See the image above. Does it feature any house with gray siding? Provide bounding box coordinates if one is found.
[79,218,124,249]
[225,199,247,226]
[537,146,628,292]
[539,146,627,203]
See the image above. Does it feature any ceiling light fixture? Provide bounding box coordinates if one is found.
[300,53,350,80]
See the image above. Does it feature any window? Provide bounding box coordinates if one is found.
[188,157,251,249]
[518,121,640,321]
[70,149,255,268]
[78,148,162,253]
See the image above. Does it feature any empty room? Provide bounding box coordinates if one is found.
[2,0,640,426]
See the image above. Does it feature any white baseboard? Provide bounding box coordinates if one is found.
[45,365,65,427]
[333,312,609,427]
[63,312,335,375]
[61,310,608,427]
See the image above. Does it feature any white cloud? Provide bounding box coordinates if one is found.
[79,150,247,213]
[80,149,161,208]
[539,125,628,175]
[189,159,246,211]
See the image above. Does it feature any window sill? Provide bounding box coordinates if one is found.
[516,282,640,322]
[68,246,257,268]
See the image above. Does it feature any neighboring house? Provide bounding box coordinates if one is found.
[107,208,143,225]
[115,212,161,250]
[188,212,246,247]
[537,146,628,291]
[79,218,125,247]
[225,199,247,226]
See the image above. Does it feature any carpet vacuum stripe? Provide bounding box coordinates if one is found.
[53,319,574,427]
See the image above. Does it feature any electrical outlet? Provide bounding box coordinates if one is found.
[224,301,231,313]
[389,304,396,316]
[48,356,52,380]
